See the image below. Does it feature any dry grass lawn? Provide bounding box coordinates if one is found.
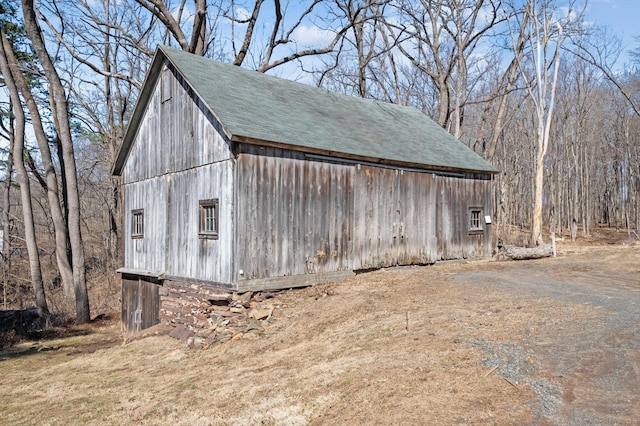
[1,238,637,425]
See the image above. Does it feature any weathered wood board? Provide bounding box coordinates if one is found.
[352,167,438,269]
[436,174,493,260]
[121,64,233,184]
[236,146,353,281]
[121,275,160,333]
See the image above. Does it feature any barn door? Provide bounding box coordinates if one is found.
[395,170,437,265]
[121,275,160,333]
[353,167,437,270]
[353,167,397,269]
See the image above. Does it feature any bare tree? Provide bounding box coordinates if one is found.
[135,0,208,54]
[510,0,573,245]
[134,0,357,73]
[38,0,154,269]
[2,20,77,301]
[0,30,49,316]
[388,0,501,136]
[569,27,640,118]
[0,145,10,310]
[22,0,89,323]
[309,0,391,98]
[479,8,530,162]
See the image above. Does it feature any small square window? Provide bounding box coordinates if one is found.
[199,199,219,239]
[131,209,144,239]
[469,208,483,234]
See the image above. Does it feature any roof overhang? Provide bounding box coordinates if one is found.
[231,134,498,176]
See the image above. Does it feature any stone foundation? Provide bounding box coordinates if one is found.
[159,280,279,345]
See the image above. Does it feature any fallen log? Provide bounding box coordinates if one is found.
[498,244,554,261]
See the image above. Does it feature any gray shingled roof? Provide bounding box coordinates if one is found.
[113,46,497,175]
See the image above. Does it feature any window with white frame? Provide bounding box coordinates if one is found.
[199,199,219,239]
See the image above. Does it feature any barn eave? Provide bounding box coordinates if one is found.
[231,134,498,177]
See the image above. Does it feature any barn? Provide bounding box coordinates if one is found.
[113,46,497,332]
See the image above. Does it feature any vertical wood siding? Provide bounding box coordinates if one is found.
[396,170,438,265]
[165,161,235,284]
[121,276,160,333]
[436,175,493,260]
[124,177,167,272]
[353,167,399,269]
[123,160,235,285]
[121,64,232,184]
[121,277,139,332]
[121,61,236,285]
[120,59,494,289]
[235,146,491,280]
[236,146,353,280]
[352,167,438,269]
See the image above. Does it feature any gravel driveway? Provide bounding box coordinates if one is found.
[452,246,640,425]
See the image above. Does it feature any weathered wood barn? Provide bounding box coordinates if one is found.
[113,46,497,331]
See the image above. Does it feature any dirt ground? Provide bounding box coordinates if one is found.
[1,235,639,425]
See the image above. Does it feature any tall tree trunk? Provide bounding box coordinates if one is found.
[437,76,450,129]
[354,13,367,98]
[1,135,12,310]
[484,12,529,162]
[101,1,123,269]
[531,146,546,245]
[22,0,90,323]
[0,33,48,316]
[520,0,564,246]
[571,147,579,241]
[1,32,75,298]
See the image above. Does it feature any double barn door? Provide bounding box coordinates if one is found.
[353,166,437,270]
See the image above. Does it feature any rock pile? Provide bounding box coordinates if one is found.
[160,280,280,347]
